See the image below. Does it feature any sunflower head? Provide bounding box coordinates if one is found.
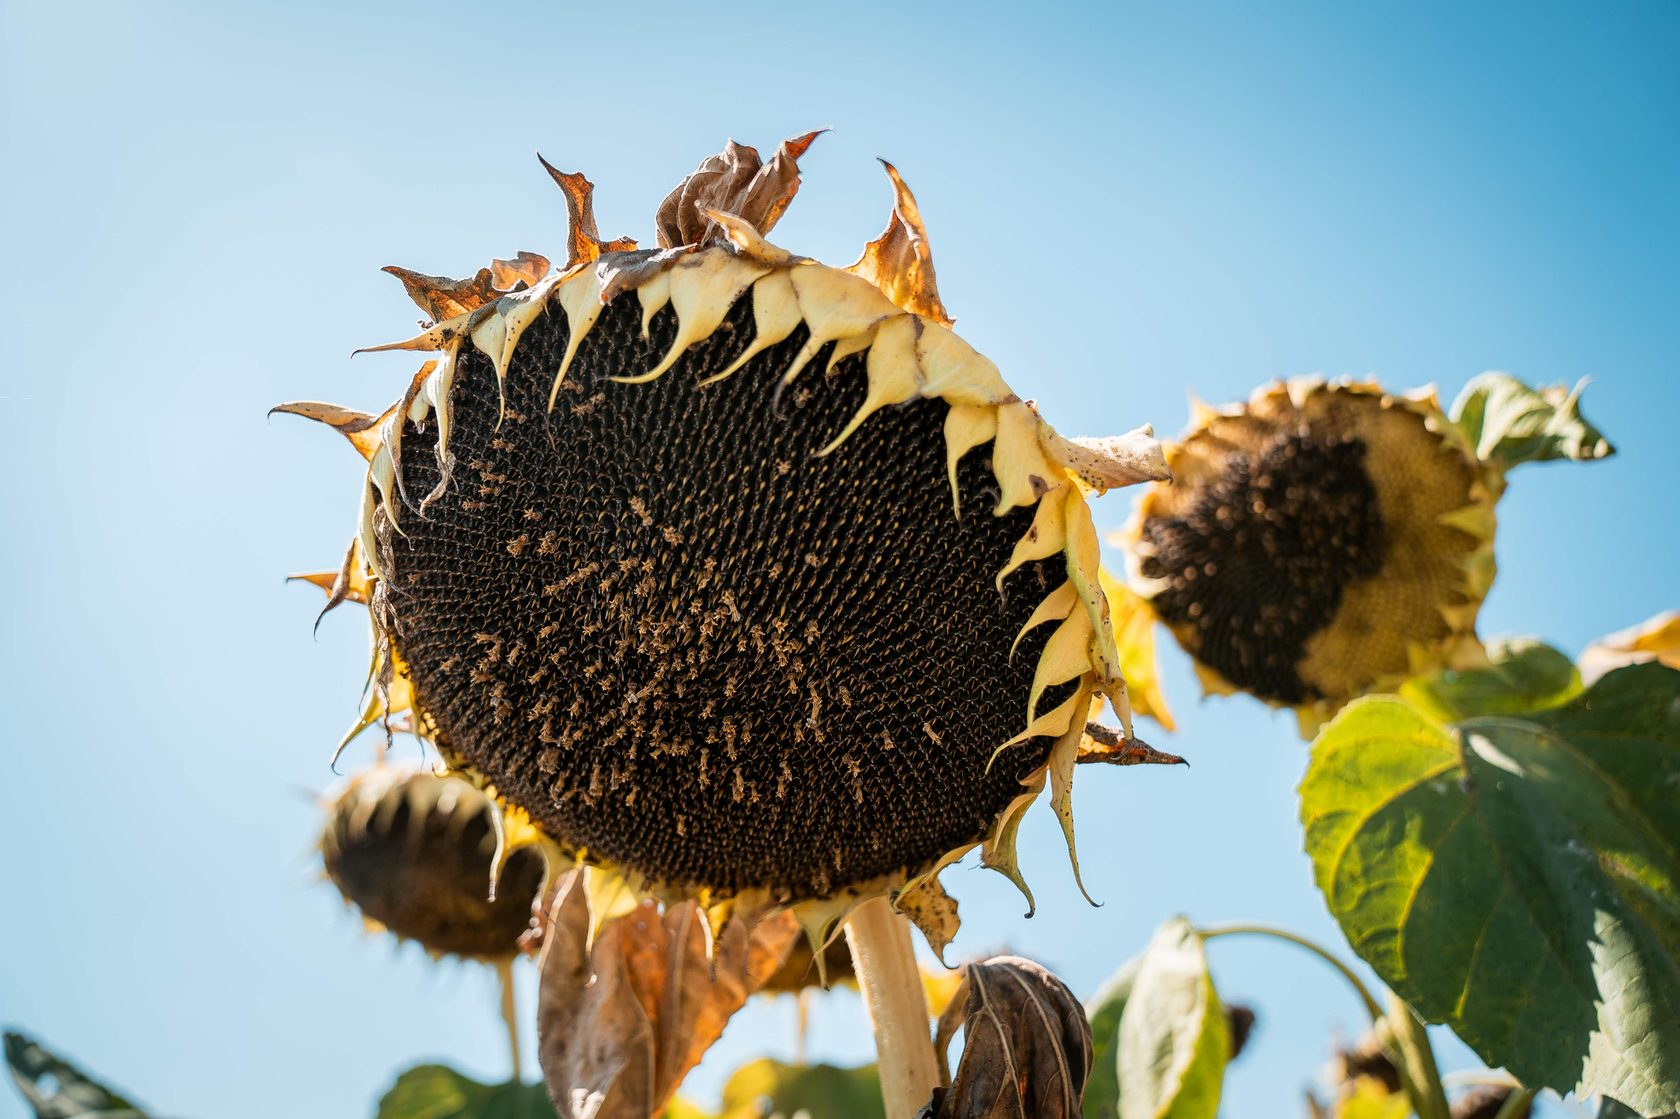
[1121,375,1610,733]
[1124,379,1491,732]
[282,133,1170,953]
[319,765,545,962]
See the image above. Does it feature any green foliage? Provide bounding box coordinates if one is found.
[1082,955,1141,1118]
[376,1064,557,1119]
[711,1059,884,1119]
[1301,663,1680,1116]
[1398,638,1581,723]
[1115,918,1229,1119]
[1449,372,1613,471]
[3,1032,149,1119]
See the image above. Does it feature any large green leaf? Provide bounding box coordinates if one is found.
[376,1064,558,1119]
[3,1033,149,1119]
[1301,664,1680,1116]
[1116,919,1228,1119]
[1448,372,1613,471]
[1399,638,1581,723]
[1083,956,1142,1118]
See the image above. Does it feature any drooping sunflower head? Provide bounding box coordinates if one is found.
[1123,378,1496,733]
[319,765,545,962]
[282,133,1170,953]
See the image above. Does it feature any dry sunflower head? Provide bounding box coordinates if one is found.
[1117,375,1611,734]
[319,764,545,962]
[280,133,1170,956]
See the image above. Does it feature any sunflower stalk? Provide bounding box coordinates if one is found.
[845,898,940,1119]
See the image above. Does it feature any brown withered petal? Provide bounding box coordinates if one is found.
[491,251,552,291]
[1076,722,1187,768]
[537,156,638,268]
[381,264,504,323]
[268,400,388,461]
[536,870,800,1119]
[923,956,1093,1119]
[846,160,952,327]
[654,130,824,250]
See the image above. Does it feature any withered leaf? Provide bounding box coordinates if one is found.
[537,156,639,268]
[1077,723,1187,768]
[923,956,1092,1119]
[654,131,824,250]
[381,264,501,322]
[846,160,952,327]
[491,250,552,291]
[536,871,800,1119]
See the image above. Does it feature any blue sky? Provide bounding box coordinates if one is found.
[1,2,1675,1117]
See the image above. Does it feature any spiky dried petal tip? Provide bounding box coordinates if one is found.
[283,133,1168,956]
[1118,375,1609,736]
[319,765,546,962]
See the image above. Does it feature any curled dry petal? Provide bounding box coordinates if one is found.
[846,160,952,327]
[654,130,825,250]
[268,400,389,461]
[537,156,638,268]
[1041,425,1172,494]
[536,871,801,1119]
[491,250,552,291]
[381,265,503,323]
[1076,722,1187,768]
[923,955,1093,1119]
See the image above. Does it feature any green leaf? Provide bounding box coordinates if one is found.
[3,1032,149,1119]
[1117,918,1228,1119]
[1449,372,1613,471]
[714,1059,884,1119]
[1083,956,1142,1119]
[376,1063,558,1119]
[1300,664,1680,1116]
[1399,638,1581,724]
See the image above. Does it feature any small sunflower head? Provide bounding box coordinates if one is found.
[284,133,1171,951]
[319,766,545,962]
[1125,379,1494,732]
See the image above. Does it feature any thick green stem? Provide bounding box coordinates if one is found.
[1491,1086,1538,1119]
[846,898,939,1119]
[1380,992,1451,1119]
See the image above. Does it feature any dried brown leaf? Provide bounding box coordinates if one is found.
[537,872,800,1119]
[1076,723,1188,768]
[491,250,552,291]
[923,956,1092,1119]
[538,156,639,268]
[654,131,824,250]
[381,265,501,322]
[846,160,952,327]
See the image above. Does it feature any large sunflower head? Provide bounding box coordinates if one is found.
[319,765,546,962]
[1120,375,1610,734]
[281,134,1170,953]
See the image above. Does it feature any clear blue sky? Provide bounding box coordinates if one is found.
[2,2,1675,1117]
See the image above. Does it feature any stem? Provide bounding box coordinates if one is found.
[496,956,523,1083]
[1491,1087,1538,1119]
[1198,923,1385,1023]
[1381,991,1451,1119]
[845,897,939,1119]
